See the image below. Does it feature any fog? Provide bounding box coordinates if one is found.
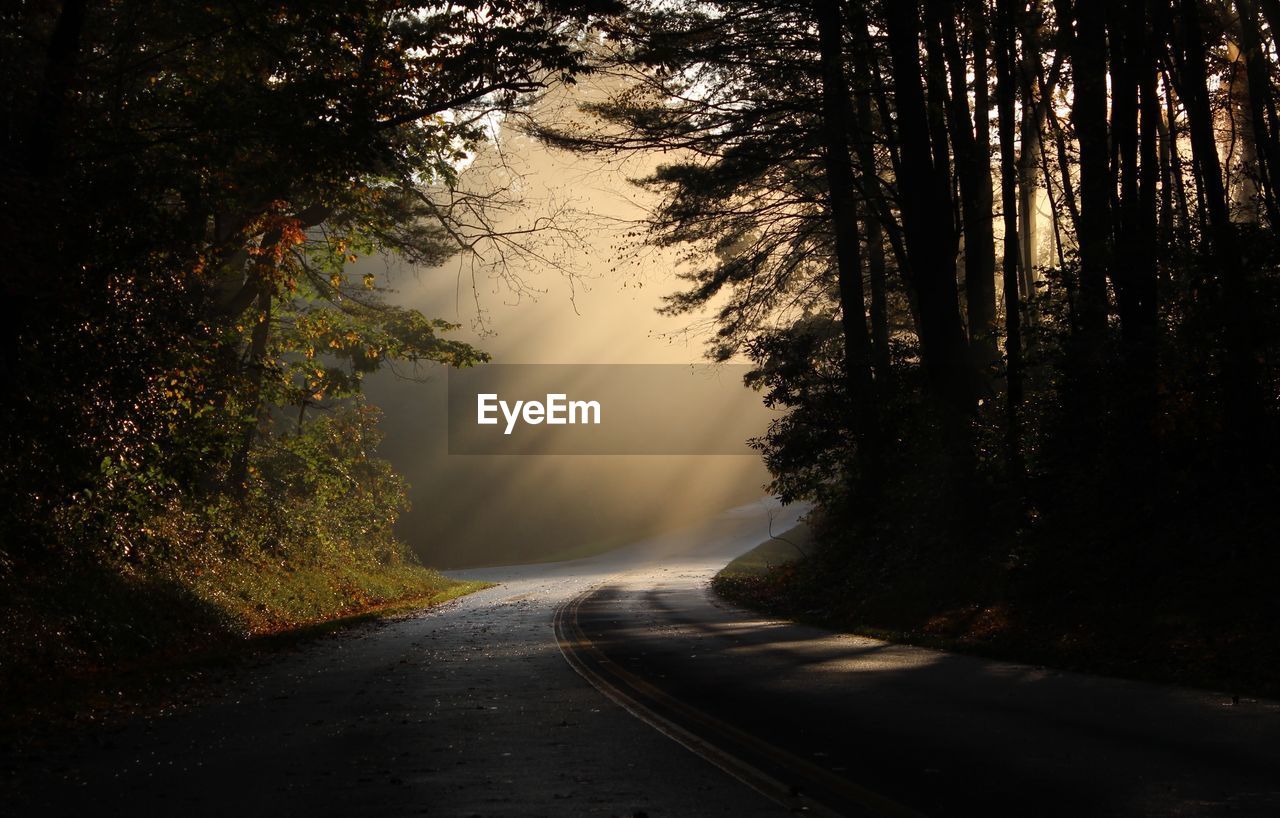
[360,106,775,569]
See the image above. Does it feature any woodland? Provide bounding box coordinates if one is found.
[4,0,1280,703]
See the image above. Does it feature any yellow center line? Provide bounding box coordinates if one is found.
[554,582,925,818]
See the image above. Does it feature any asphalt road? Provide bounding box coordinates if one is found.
[569,553,1280,817]
[3,501,804,818]
[7,499,1280,817]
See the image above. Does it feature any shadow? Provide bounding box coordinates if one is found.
[572,579,1280,817]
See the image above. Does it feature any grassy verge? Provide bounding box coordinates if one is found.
[1,558,490,731]
[719,526,813,579]
[185,559,488,635]
[713,525,1280,698]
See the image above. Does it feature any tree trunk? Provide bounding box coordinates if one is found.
[936,0,998,368]
[1017,2,1047,302]
[228,287,273,494]
[1173,0,1261,444]
[884,0,976,466]
[1065,0,1113,345]
[1234,0,1280,226]
[814,0,880,483]
[1136,6,1162,343]
[1224,39,1262,222]
[28,0,88,177]
[996,0,1026,479]
[1163,73,1194,238]
[1108,0,1159,354]
[867,211,891,380]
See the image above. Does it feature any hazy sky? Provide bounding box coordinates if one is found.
[360,100,775,568]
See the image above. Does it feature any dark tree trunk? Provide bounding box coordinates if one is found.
[1108,0,1160,358]
[1163,70,1194,238]
[1037,133,1068,268]
[28,0,88,177]
[867,211,891,380]
[1047,104,1082,233]
[996,0,1026,477]
[1157,87,1177,250]
[936,0,998,368]
[1235,0,1280,227]
[846,8,912,333]
[843,22,894,381]
[814,0,879,482]
[1066,0,1113,346]
[1017,2,1048,303]
[1136,5,1162,340]
[1108,0,1141,331]
[228,287,273,494]
[884,0,976,473]
[846,4,912,281]
[1173,0,1262,444]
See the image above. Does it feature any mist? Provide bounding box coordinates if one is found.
[360,105,774,568]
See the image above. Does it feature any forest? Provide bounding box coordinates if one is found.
[4,0,1280,709]
[588,0,1280,690]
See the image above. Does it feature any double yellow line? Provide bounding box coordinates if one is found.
[553,584,924,818]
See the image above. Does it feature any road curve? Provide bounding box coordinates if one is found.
[8,498,1279,817]
[567,557,1280,817]
[3,500,805,818]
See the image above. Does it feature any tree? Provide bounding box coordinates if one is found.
[0,0,613,565]
[814,0,880,485]
[883,0,978,453]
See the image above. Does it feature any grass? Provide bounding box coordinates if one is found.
[185,558,489,635]
[713,525,1280,699]
[718,524,813,579]
[0,557,491,731]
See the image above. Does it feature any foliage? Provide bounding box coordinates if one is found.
[0,0,611,568]
[554,0,1280,690]
[120,406,414,570]
[0,0,609,695]
[744,317,851,505]
[0,406,490,717]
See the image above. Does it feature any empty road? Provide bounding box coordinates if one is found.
[6,499,1279,817]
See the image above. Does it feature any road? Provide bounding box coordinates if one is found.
[6,499,1280,817]
[565,541,1280,816]
[4,501,801,817]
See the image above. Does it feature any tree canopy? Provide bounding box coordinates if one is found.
[545,0,1280,647]
[0,0,615,568]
